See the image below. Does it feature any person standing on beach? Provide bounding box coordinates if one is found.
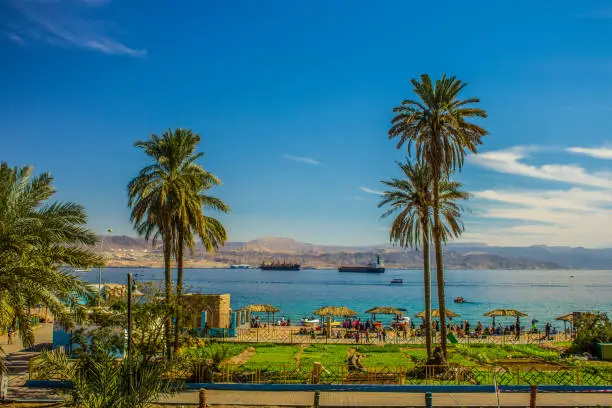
[355,331,360,344]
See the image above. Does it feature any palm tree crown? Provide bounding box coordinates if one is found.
[0,163,102,348]
[389,74,487,175]
[379,161,468,248]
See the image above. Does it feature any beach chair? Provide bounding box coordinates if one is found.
[447,332,459,344]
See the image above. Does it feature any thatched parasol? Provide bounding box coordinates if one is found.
[365,306,404,321]
[244,304,281,325]
[313,306,358,338]
[484,309,528,327]
[415,309,459,319]
[556,313,574,332]
[312,306,358,318]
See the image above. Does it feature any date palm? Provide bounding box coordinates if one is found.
[389,74,487,358]
[379,160,468,360]
[170,132,229,351]
[128,129,229,356]
[0,163,102,351]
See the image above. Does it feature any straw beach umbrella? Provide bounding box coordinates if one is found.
[415,309,459,319]
[244,304,280,326]
[556,313,574,333]
[484,309,527,328]
[365,306,404,322]
[312,306,358,337]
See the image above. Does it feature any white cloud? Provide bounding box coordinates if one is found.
[470,146,612,188]
[282,154,321,166]
[468,186,612,247]
[567,146,612,160]
[360,186,383,195]
[7,0,146,57]
[7,32,25,44]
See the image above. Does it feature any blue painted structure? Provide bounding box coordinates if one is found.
[25,380,612,393]
[204,311,237,337]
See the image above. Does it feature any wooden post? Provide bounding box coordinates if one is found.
[313,390,321,408]
[424,391,433,408]
[199,388,207,408]
[311,362,323,384]
[529,385,537,408]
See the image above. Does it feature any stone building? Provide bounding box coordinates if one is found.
[180,293,232,330]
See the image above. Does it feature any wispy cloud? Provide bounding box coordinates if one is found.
[468,186,612,247]
[567,146,612,160]
[465,145,612,246]
[577,7,612,19]
[469,146,612,188]
[282,154,321,166]
[6,0,146,57]
[7,32,25,44]
[360,186,383,195]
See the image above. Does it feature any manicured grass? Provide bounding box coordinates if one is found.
[299,344,353,367]
[184,342,577,370]
[449,344,562,365]
[243,344,302,367]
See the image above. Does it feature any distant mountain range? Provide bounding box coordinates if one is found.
[98,235,612,269]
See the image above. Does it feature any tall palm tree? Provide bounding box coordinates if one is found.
[170,134,230,351]
[128,128,230,356]
[0,163,102,349]
[128,133,177,357]
[388,74,487,358]
[378,160,468,361]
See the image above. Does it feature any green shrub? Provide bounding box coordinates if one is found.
[570,312,612,355]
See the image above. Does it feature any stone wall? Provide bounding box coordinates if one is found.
[180,293,231,329]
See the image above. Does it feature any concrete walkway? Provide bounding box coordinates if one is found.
[158,389,612,407]
[1,323,61,401]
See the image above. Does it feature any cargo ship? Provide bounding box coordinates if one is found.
[338,255,385,273]
[260,261,301,271]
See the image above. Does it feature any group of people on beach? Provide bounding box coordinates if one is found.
[250,316,291,328]
[445,318,559,339]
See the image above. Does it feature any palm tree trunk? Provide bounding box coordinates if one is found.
[174,229,184,353]
[163,235,173,359]
[432,175,447,360]
[421,218,432,361]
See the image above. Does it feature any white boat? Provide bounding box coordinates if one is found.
[230,264,251,269]
[390,278,403,284]
[74,268,91,272]
[301,317,320,326]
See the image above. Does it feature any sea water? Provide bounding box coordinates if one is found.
[85,268,612,330]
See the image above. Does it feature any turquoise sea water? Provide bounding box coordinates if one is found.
[86,268,612,330]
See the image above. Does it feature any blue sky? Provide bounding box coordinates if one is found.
[3,0,612,247]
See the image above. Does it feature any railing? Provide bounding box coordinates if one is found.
[31,358,610,387]
[207,327,572,345]
[183,363,612,386]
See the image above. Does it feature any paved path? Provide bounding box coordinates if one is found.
[1,323,60,401]
[158,389,612,407]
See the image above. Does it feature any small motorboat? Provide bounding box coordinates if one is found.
[390,278,403,284]
[454,297,465,304]
[301,317,320,326]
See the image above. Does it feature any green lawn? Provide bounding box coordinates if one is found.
[242,344,302,367]
[183,342,572,369]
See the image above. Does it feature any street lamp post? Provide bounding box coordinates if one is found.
[127,272,133,394]
[98,228,112,302]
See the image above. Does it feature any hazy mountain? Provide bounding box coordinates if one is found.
[99,235,568,269]
[446,243,612,269]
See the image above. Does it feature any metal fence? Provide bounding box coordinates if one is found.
[29,358,612,386]
[206,327,572,345]
[184,363,612,386]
